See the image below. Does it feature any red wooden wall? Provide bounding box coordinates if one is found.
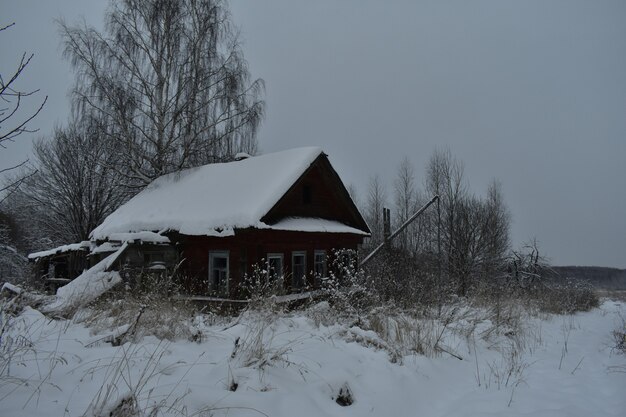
[177,228,363,297]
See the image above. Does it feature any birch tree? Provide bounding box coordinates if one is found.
[60,0,264,189]
[425,148,467,283]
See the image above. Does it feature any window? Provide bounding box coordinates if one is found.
[267,253,284,283]
[208,251,229,295]
[314,250,327,284]
[292,251,306,289]
[141,247,177,267]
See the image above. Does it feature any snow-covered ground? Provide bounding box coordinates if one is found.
[1,299,624,417]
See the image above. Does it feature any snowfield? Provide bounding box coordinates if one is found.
[1,300,624,417]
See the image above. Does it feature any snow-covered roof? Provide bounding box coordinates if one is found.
[269,217,369,236]
[28,241,91,260]
[90,232,169,254]
[107,231,170,244]
[90,242,121,254]
[92,147,362,239]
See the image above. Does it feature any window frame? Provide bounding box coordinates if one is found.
[208,250,229,295]
[266,253,284,284]
[314,250,327,284]
[291,251,307,289]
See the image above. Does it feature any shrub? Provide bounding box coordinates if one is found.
[530,278,599,315]
[362,247,446,308]
[321,249,377,315]
[239,262,287,301]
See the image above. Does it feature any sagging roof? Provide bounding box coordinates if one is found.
[28,241,91,260]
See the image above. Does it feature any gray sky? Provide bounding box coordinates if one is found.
[1,0,625,268]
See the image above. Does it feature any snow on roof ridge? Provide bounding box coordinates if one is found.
[91,147,325,240]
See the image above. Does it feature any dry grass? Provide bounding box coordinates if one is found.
[597,289,626,302]
[75,289,229,345]
[612,311,626,355]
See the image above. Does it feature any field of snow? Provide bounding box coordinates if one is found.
[1,299,624,417]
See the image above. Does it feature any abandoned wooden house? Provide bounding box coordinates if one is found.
[85,147,370,298]
[28,242,91,291]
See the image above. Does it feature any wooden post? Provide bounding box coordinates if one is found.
[437,195,442,314]
[383,207,391,241]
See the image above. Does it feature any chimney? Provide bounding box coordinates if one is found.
[383,207,391,241]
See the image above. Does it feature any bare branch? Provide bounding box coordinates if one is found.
[0,22,48,199]
[59,0,264,188]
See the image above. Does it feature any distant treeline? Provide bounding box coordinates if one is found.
[551,266,626,290]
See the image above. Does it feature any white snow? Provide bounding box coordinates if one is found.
[91,147,332,240]
[1,282,22,294]
[41,244,127,314]
[234,152,252,160]
[106,231,170,243]
[270,217,370,235]
[2,300,624,417]
[90,241,121,254]
[84,324,131,348]
[27,241,91,260]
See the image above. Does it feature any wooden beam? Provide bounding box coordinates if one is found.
[360,195,439,267]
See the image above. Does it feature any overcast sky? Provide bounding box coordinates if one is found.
[1,0,625,268]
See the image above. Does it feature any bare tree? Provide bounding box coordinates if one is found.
[411,189,436,255]
[15,120,126,244]
[59,0,264,189]
[449,194,486,295]
[450,181,510,293]
[424,148,467,284]
[364,174,387,248]
[421,149,512,296]
[393,157,418,252]
[0,210,30,284]
[358,149,512,303]
[0,22,48,201]
[481,180,510,276]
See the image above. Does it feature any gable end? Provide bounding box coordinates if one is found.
[261,154,370,234]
